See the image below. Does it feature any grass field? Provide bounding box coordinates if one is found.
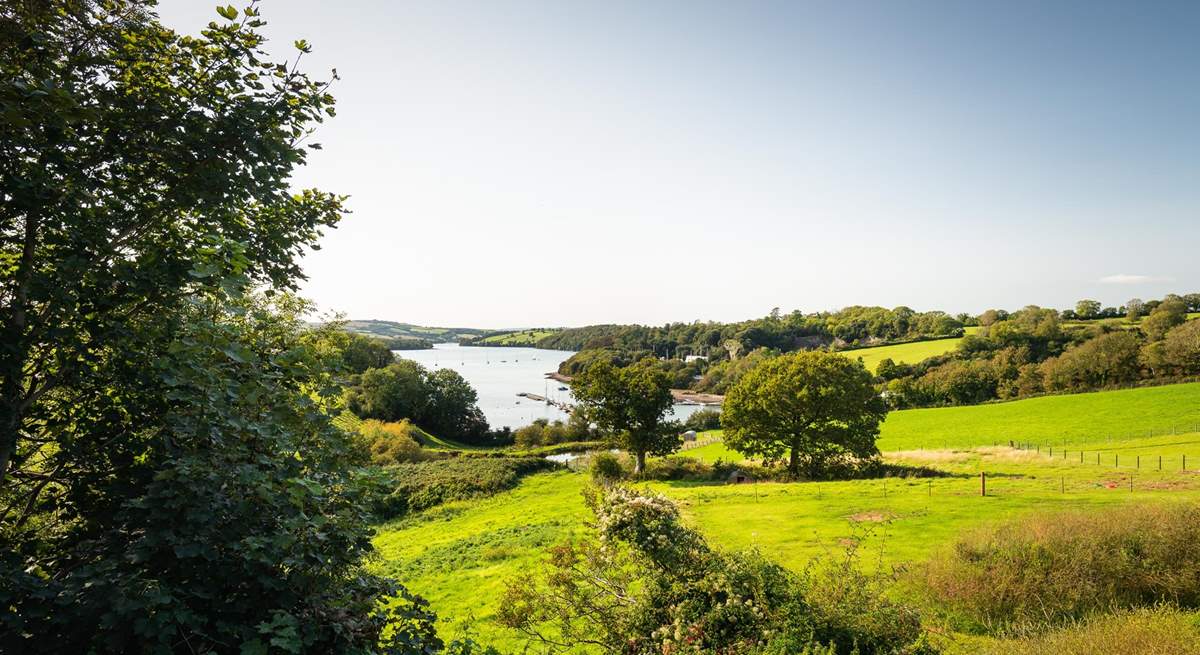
[479,329,559,345]
[838,327,982,373]
[372,381,1200,650]
[878,382,1200,451]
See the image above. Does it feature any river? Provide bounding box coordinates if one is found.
[395,343,711,430]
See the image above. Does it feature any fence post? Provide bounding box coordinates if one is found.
[1049,446,1053,457]
[1137,455,1140,469]
[1116,453,1119,467]
[980,471,986,497]
[1061,477,1065,493]
[1159,455,1162,471]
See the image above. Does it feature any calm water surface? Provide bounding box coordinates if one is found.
[396,343,709,430]
[396,344,576,429]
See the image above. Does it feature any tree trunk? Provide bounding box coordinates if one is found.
[788,444,800,478]
[635,450,646,476]
[0,211,39,488]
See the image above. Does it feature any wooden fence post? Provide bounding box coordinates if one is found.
[980,471,986,497]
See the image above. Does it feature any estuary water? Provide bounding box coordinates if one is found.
[395,343,709,430]
[396,343,577,429]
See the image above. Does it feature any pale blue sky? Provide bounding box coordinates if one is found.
[157,1,1199,327]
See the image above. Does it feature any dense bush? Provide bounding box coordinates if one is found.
[359,419,433,465]
[684,407,723,431]
[342,332,398,373]
[1040,331,1142,392]
[921,503,1200,630]
[589,451,626,481]
[370,457,559,520]
[513,418,573,448]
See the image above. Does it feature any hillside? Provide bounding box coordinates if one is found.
[344,319,490,343]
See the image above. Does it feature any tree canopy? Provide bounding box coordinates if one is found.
[722,351,887,477]
[345,360,490,443]
[570,358,678,474]
[0,3,457,652]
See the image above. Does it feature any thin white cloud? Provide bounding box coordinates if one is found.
[1098,273,1175,285]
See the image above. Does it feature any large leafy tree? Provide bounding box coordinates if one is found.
[0,2,467,652]
[722,351,887,478]
[570,358,677,474]
[0,0,341,488]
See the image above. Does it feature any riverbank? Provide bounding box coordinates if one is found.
[545,372,724,406]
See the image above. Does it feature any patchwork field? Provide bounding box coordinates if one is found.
[372,381,1200,650]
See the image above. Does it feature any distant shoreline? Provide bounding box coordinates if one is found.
[545,372,723,406]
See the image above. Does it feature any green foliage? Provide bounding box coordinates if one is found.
[345,361,491,444]
[1,0,343,496]
[359,419,433,465]
[343,333,399,373]
[570,358,679,473]
[683,407,723,431]
[513,418,571,448]
[1040,330,1142,392]
[589,451,626,481]
[1142,299,1189,341]
[1,291,435,653]
[723,351,887,477]
[369,457,558,520]
[921,503,1200,631]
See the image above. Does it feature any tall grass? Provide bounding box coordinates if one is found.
[974,607,1200,655]
[921,502,1200,631]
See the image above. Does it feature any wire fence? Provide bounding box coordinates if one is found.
[907,422,1200,470]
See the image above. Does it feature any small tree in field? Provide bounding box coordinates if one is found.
[723,351,887,478]
[570,359,677,474]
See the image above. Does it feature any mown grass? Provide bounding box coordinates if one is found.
[878,382,1200,451]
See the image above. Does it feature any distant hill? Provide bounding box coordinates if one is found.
[343,320,490,344]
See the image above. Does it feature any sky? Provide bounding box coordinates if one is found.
[156,0,1199,328]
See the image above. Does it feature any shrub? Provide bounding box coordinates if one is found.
[975,607,1200,655]
[359,419,430,465]
[589,451,626,482]
[683,408,722,431]
[514,418,579,448]
[370,457,558,520]
[920,503,1200,630]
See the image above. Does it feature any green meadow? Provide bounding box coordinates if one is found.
[839,327,982,373]
[372,381,1200,650]
[479,329,560,345]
